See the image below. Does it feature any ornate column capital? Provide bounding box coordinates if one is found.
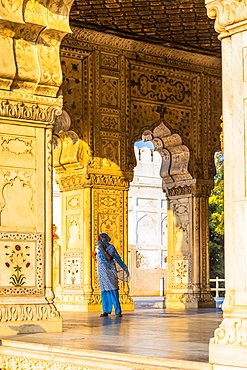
[206,0,247,39]
[0,0,74,98]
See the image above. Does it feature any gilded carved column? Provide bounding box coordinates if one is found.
[53,112,134,311]
[206,0,247,368]
[0,0,74,334]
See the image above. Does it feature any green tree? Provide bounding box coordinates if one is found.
[209,152,224,281]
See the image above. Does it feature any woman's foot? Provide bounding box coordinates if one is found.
[116,313,122,317]
[100,313,109,317]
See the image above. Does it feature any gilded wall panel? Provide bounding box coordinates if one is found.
[131,64,192,106]
[130,101,160,140]
[101,137,120,168]
[94,189,124,256]
[100,76,119,107]
[61,55,83,136]
[100,113,120,132]
[100,52,119,70]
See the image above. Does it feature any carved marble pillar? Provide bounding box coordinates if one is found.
[206,0,247,368]
[164,180,215,308]
[0,0,74,335]
[53,115,134,311]
[143,123,215,308]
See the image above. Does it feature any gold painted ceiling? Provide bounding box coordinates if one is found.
[70,0,220,56]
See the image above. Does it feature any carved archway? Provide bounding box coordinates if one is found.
[131,117,216,308]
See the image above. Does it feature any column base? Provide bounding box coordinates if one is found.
[55,292,134,312]
[0,303,62,335]
[210,344,247,369]
[165,293,216,309]
[209,316,247,369]
[0,318,63,336]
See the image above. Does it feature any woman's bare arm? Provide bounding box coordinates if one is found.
[99,245,113,261]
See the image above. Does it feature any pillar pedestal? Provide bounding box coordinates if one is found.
[164,180,215,309]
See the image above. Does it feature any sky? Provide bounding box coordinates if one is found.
[134,140,154,149]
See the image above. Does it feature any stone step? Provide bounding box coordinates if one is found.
[132,296,164,308]
[0,340,211,370]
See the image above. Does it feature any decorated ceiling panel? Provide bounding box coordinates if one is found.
[70,0,220,55]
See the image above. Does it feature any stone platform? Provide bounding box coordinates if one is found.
[0,308,223,369]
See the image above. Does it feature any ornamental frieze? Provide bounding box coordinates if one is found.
[0,100,61,125]
[0,354,101,370]
[59,173,130,191]
[0,303,60,322]
[166,185,192,197]
[69,27,221,72]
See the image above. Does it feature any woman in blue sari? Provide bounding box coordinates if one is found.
[92,233,129,317]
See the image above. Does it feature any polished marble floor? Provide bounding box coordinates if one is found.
[3,308,223,364]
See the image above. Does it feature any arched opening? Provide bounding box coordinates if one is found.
[128,140,168,300]
[128,118,216,309]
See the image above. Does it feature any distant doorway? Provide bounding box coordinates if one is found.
[128,140,168,297]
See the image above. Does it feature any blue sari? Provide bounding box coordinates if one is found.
[97,241,130,283]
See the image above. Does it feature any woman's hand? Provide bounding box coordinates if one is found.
[91,251,97,261]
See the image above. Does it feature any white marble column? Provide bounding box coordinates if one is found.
[0,0,74,335]
[206,1,247,368]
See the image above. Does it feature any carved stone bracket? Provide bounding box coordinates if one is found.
[142,122,192,186]
[0,0,74,97]
[211,317,247,346]
[206,0,247,38]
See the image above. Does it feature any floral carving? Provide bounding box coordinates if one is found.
[68,259,79,284]
[101,77,118,106]
[101,53,118,69]
[4,244,31,286]
[0,232,43,295]
[101,115,119,130]
[171,255,192,288]
[176,261,187,284]
[64,252,82,288]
